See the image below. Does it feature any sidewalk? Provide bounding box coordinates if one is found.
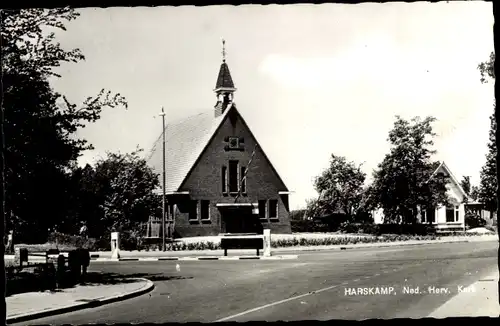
[90,235,498,260]
[7,278,154,324]
[429,269,500,318]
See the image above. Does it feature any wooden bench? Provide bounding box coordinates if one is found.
[220,234,264,256]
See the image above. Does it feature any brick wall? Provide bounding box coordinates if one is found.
[173,107,291,237]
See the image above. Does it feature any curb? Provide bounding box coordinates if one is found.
[6,278,155,324]
[90,255,299,262]
[88,239,482,260]
[275,240,473,252]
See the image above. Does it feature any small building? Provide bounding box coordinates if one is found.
[373,161,468,232]
[148,45,292,238]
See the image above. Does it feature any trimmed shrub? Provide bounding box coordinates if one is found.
[374,223,436,236]
[291,220,330,233]
[46,232,98,251]
[465,214,487,229]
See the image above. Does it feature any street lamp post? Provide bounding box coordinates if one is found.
[159,107,166,252]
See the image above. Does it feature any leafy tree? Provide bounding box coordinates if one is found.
[477,52,496,214]
[312,155,366,219]
[79,149,161,239]
[478,112,497,213]
[460,176,471,197]
[304,198,321,220]
[370,116,449,224]
[289,209,307,221]
[354,185,376,224]
[1,9,127,241]
[470,185,480,202]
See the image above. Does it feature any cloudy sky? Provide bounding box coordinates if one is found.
[49,2,494,210]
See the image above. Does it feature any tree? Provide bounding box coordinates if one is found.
[478,111,497,213]
[460,176,472,203]
[289,209,307,221]
[477,52,496,215]
[370,116,449,224]
[312,155,366,219]
[1,9,127,241]
[354,185,376,224]
[470,185,480,202]
[83,149,161,238]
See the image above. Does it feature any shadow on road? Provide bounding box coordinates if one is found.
[83,272,193,286]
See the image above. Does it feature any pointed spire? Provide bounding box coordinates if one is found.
[214,38,236,91]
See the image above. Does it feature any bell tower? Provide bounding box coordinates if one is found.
[214,39,237,117]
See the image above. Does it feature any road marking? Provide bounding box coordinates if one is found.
[353,278,360,282]
[215,261,424,322]
[215,283,341,322]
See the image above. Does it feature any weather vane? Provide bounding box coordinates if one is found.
[222,38,226,62]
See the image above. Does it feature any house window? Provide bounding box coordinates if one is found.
[427,208,436,223]
[455,206,460,222]
[421,209,427,223]
[168,204,175,221]
[269,199,278,220]
[258,200,267,220]
[446,206,455,223]
[222,166,228,194]
[240,166,247,194]
[229,160,239,193]
[188,200,198,221]
[201,200,210,221]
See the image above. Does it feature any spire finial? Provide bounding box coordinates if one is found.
[222,38,226,62]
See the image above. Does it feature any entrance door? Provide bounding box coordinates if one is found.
[222,208,259,234]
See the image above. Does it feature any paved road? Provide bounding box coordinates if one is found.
[11,241,498,324]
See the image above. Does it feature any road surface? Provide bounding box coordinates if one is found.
[10,241,498,324]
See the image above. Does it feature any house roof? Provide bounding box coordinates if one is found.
[429,161,468,199]
[147,104,289,193]
[215,62,235,90]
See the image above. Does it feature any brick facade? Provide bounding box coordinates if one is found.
[168,107,291,237]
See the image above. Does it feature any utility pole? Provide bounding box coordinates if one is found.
[159,107,166,252]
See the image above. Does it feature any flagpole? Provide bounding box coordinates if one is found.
[160,107,166,252]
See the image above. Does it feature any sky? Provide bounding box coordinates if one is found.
[48,2,495,211]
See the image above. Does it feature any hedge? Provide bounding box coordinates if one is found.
[292,219,438,235]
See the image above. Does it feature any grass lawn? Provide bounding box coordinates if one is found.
[14,243,78,252]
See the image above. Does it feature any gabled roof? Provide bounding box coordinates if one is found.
[429,161,468,199]
[147,105,232,193]
[215,62,235,90]
[147,104,289,193]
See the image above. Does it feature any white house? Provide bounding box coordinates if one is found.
[373,161,467,232]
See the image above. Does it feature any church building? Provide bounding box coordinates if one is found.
[147,41,292,238]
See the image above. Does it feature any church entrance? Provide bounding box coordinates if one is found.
[219,205,263,234]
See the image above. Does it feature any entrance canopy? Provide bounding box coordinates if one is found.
[216,203,258,214]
